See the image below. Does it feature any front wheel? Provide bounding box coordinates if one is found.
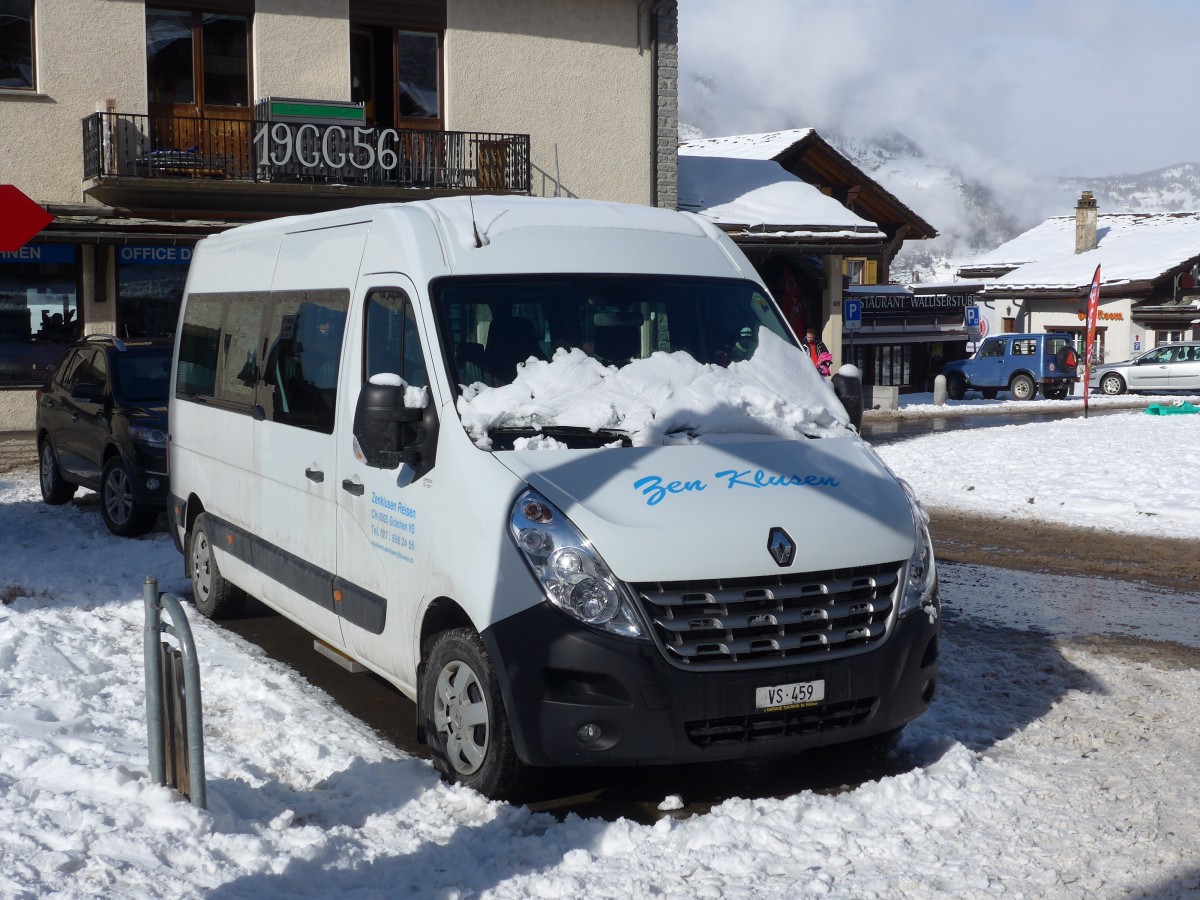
[945,374,967,401]
[1010,373,1037,401]
[38,438,77,505]
[189,513,247,619]
[100,457,157,536]
[1099,373,1126,396]
[423,628,522,799]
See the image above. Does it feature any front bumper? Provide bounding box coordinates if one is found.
[482,594,939,768]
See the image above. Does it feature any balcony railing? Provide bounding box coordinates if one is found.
[82,112,531,194]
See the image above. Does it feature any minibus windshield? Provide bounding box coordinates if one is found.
[432,274,850,448]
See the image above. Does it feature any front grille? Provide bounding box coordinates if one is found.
[633,560,904,671]
[686,698,877,746]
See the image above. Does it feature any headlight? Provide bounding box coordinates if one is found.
[130,425,167,449]
[897,478,937,616]
[509,488,646,639]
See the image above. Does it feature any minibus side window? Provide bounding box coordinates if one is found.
[176,294,221,398]
[365,289,428,390]
[215,296,266,411]
[260,290,350,434]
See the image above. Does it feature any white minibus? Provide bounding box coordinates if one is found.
[168,196,939,798]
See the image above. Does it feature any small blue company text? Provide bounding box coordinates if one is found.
[633,470,839,507]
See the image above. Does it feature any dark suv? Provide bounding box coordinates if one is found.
[35,335,172,536]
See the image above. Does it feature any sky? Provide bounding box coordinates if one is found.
[678,0,1200,183]
[1,388,1199,896]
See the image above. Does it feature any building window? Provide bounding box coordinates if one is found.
[842,258,878,286]
[351,26,442,128]
[0,0,34,90]
[116,245,194,339]
[0,243,80,386]
[146,7,250,111]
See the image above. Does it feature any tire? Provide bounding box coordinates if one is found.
[980,388,999,400]
[189,513,247,619]
[1099,372,1126,396]
[423,628,522,799]
[100,457,157,537]
[38,438,77,505]
[945,374,967,401]
[1010,373,1037,401]
[1043,384,1070,401]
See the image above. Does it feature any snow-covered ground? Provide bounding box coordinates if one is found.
[1,400,1198,898]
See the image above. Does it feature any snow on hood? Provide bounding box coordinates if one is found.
[456,328,852,449]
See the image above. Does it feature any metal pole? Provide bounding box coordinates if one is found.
[159,591,208,810]
[142,577,207,809]
[143,577,165,786]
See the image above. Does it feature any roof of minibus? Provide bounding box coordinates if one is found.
[194,196,755,283]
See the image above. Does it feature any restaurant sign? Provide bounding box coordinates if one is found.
[850,292,974,319]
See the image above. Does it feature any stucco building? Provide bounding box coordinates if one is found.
[958,192,1200,363]
[0,0,679,430]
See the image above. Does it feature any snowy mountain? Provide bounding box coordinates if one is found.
[828,134,1200,283]
[680,123,1200,284]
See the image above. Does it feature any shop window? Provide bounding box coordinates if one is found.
[0,0,34,90]
[873,344,912,387]
[1061,328,1105,363]
[116,245,193,339]
[0,243,80,386]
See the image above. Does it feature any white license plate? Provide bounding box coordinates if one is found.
[755,679,825,711]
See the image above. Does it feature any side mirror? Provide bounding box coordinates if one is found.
[352,380,438,473]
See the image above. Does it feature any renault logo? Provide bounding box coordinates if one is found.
[768,527,795,567]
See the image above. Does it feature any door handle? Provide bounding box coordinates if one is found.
[305,467,324,483]
[71,413,79,421]
[342,478,364,496]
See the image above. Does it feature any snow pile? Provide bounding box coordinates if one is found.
[1,412,1199,897]
[457,329,851,449]
[876,412,1200,539]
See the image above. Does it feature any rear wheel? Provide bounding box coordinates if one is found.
[189,513,246,619]
[1099,372,1126,396]
[38,438,77,505]
[1043,384,1070,401]
[1010,373,1036,401]
[946,374,967,400]
[100,457,157,536]
[423,628,522,799]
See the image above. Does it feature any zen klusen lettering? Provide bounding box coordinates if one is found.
[633,470,839,507]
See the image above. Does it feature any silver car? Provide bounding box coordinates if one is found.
[1089,341,1200,395]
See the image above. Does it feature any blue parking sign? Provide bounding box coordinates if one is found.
[964,305,980,328]
[844,298,862,331]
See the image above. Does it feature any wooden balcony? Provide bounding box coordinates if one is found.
[82,112,531,213]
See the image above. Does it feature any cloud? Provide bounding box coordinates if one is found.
[678,0,1200,180]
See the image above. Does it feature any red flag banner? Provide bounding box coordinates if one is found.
[1083,263,1101,415]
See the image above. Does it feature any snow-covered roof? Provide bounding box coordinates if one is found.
[678,155,884,236]
[964,212,1200,292]
[679,128,815,161]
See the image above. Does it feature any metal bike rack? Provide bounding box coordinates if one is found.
[142,576,207,809]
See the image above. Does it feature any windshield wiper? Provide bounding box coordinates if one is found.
[488,424,633,447]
